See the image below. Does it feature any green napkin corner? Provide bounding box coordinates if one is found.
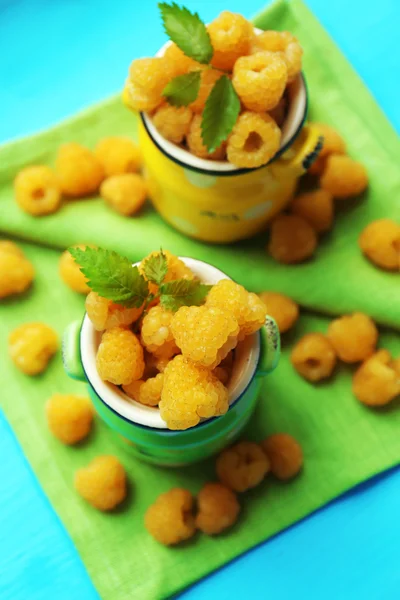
[0,1,400,599]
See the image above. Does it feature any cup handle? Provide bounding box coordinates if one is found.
[256,316,281,377]
[62,320,86,382]
[278,123,324,175]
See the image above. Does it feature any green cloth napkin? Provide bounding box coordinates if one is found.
[1,1,400,599]
[0,1,399,329]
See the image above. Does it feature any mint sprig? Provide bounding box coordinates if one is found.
[159,2,213,64]
[162,71,201,107]
[201,75,241,153]
[160,279,212,311]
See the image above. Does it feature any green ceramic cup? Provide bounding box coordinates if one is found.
[63,258,280,467]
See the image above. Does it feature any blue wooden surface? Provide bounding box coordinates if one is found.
[0,1,399,598]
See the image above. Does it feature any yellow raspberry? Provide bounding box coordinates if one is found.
[189,68,224,114]
[85,291,143,331]
[327,312,378,364]
[94,136,141,177]
[171,305,240,369]
[261,433,303,480]
[141,306,179,358]
[160,355,228,430]
[127,57,171,112]
[320,154,368,198]
[359,219,400,271]
[291,333,337,382]
[152,105,193,144]
[213,366,231,385]
[55,143,104,198]
[100,174,147,216]
[207,280,267,340]
[216,441,269,492]
[268,214,317,264]
[139,250,195,295]
[290,189,334,233]
[123,374,164,407]
[14,165,61,216]
[258,291,299,334]
[308,123,347,175]
[74,456,127,511]
[96,327,144,385]
[195,482,240,535]
[186,114,227,160]
[46,394,93,445]
[0,247,34,299]
[252,31,303,82]
[59,244,91,294]
[163,43,199,77]
[227,111,281,168]
[207,11,253,71]
[145,488,196,546]
[352,350,400,407]
[269,95,288,127]
[9,322,58,375]
[233,52,288,112]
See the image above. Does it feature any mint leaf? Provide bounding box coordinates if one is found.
[159,2,213,64]
[68,246,148,308]
[141,250,168,285]
[160,279,212,311]
[163,71,201,107]
[201,75,240,153]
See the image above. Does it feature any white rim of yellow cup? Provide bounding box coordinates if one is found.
[141,28,307,174]
[80,258,261,430]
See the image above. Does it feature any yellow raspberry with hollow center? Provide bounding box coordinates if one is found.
[290,189,334,234]
[291,333,337,382]
[320,154,368,198]
[96,327,144,385]
[352,349,400,407]
[206,279,267,339]
[189,67,224,114]
[0,247,34,299]
[74,456,127,511]
[327,312,378,364]
[258,291,299,334]
[233,51,288,112]
[14,165,62,216]
[160,355,229,430]
[127,57,171,112]
[195,482,240,535]
[267,214,317,264]
[227,111,281,168]
[359,219,400,271]
[9,322,58,375]
[100,174,147,216]
[171,305,240,369]
[207,11,253,71]
[85,291,143,331]
[163,43,199,77]
[139,250,195,295]
[59,244,91,294]
[94,136,141,176]
[216,441,270,492]
[261,433,303,480]
[141,305,179,358]
[145,488,196,545]
[252,30,303,82]
[46,394,93,445]
[55,143,104,198]
[186,114,227,160]
[152,105,193,144]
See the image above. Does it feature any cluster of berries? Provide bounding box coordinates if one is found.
[145,434,303,545]
[14,137,146,218]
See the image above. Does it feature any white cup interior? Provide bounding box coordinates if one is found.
[80,258,261,430]
[141,28,307,174]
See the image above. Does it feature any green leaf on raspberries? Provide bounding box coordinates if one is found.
[159,279,212,311]
[141,249,168,285]
[68,246,148,308]
[163,71,201,107]
[201,75,241,153]
[158,2,213,64]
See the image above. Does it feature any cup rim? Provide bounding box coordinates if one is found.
[140,30,308,177]
[80,257,262,431]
